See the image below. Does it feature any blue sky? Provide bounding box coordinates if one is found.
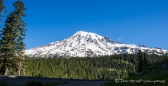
[2,0,168,49]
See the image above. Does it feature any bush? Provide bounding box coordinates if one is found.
[44,81,68,86]
[0,81,8,86]
[26,80,43,86]
[26,80,69,86]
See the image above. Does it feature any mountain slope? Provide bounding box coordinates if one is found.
[25,31,168,57]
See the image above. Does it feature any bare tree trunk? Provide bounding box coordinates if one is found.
[23,69,25,76]
[23,65,26,76]
[18,60,22,76]
[4,66,8,76]
[3,53,9,76]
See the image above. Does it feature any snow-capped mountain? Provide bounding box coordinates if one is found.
[25,31,168,57]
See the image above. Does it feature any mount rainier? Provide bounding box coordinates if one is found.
[25,31,168,57]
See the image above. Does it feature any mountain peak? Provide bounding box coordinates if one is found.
[74,31,97,36]
[25,31,168,57]
[73,31,104,39]
[76,31,88,34]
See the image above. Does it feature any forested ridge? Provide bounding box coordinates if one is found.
[24,53,168,80]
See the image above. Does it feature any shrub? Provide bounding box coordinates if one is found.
[26,80,43,86]
[0,81,8,86]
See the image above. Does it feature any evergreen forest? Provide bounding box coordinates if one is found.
[24,53,168,80]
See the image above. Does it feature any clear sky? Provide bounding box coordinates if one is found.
[2,0,168,50]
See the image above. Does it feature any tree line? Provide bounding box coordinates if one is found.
[24,53,168,80]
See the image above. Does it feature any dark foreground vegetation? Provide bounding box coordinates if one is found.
[0,80,68,86]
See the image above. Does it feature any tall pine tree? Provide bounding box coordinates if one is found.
[0,0,6,71]
[0,0,26,76]
[137,45,143,73]
[0,13,17,75]
[13,0,27,76]
[0,0,6,23]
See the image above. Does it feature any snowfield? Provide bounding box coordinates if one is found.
[25,31,168,57]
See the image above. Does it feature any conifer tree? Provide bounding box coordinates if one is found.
[0,13,17,75]
[0,0,6,35]
[0,0,26,76]
[0,0,6,23]
[13,0,27,76]
[143,50,147,65]
[137,47,143,73]
[0,0,6,71]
